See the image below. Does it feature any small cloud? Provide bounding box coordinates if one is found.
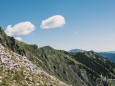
[5,21,35,36]
[40,15,66,29]
[15,37,22,41]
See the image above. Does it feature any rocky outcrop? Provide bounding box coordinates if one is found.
[0,27,26,56]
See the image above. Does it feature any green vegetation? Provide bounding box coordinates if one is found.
[13,70,25,82]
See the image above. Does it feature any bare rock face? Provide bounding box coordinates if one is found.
[0,44,69,86]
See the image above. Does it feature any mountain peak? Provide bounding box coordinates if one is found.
[41,45,54,49]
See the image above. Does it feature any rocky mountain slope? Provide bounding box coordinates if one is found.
[0,26,115,86]
[72,51,115,78]
[0,44,68,86]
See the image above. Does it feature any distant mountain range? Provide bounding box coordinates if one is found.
[68,49,115,63]
[106,51,115,54]
[68,49,85,53]
[99,52,115,63]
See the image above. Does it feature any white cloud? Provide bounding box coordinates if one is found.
[40,15,66,29]
[5,21,35,36]
[15,37,22,41]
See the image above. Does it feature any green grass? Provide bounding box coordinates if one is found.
[13,70,25,82]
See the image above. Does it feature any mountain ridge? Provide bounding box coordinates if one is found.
[68,48,115,63]
[0,26,115,86]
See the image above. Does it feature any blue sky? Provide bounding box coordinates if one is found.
[0,0,115,51]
